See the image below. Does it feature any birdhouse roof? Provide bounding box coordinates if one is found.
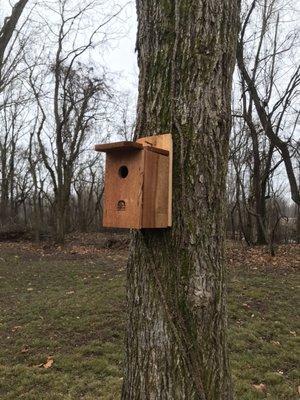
[95,141,169,156]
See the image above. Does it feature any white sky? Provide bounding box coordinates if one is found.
[1,0,138,93]
[104,0,138,93]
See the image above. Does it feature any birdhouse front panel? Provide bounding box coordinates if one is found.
[103,150,144,229]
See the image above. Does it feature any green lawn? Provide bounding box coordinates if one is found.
[0,244,298,399]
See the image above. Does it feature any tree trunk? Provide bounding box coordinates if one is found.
[54,175,72,243]
[297,165,300,244]
[31,174,41,243]
[251,133,267,245]
[0,0,29,75]
[55,190,67,243]
[55,206,65,243]
[254,180,267,245]
[0,148,9,224]
[121,1,240,399]
[297,205,300,244]
[0,177,9,225]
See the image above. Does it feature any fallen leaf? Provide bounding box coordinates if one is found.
[252,383,267,393]
[21,346,29,353]
[12,325,22,332]
[43,356,54,369]
[66,291,75,295]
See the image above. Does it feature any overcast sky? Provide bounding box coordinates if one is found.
[105,0,138,93]
[1,0,298,202]
[1,0,138,93]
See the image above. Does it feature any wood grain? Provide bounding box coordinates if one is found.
[95,141,143,152]
[98,133,172,229]
[142,150,169,228]
[103,150,144,228]
[137,133,172,227]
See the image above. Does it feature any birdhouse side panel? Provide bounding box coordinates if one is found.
[142,150,169,228]
[103,151,144,228]
[137,134,172,227]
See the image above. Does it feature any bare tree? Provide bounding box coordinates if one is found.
[72,156,104,231]
[0,82,30,225]
[27,0,122,242]
[0,0,29,93]
[228,0,300,246]
[27,108,45,241]
[236,0,300,208]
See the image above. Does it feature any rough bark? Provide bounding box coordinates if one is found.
[297,164,300,244]
[297,205,300,244]
[0,0,29,72]
[121,1,240,399]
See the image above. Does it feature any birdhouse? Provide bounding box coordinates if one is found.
[95,134,172,229]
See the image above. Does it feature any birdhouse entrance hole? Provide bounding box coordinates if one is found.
[118,165,128,178]
[117,200,126,211]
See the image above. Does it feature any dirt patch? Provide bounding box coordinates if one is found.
[0,234,299,273]
[0,232,130,262]
[226,241,299,272]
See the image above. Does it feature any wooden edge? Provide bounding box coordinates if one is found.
[137,133,173,227]
[95,141,143,152]
[95,141,168,155]
[146,147,169,156]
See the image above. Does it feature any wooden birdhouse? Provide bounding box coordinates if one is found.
[95,134,172,229]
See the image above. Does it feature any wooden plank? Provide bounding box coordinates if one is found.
[142,150,169,228]
[103,151,144,228]
[137,134,172,227]
[146,147,169,156]
[95,141,143,153]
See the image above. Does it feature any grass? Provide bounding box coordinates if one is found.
[0,243,298,399]
[228,263,299,399]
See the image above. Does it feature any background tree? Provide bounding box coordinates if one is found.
[0,0,29,93]
[229,0,300,247]
[0,82,30,224]
[1,0,298,247]
[237,2,299,201]
[26,0,122,242]
[0,0,129,239]
[121,1,240,399]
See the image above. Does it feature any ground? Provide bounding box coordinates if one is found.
[0,234,298,399]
